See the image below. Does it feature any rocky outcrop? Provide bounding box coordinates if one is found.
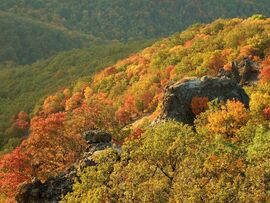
[157,76,250,124]
[82,130,112,145]
[15,130,113,203]
[15,176,72,203]
[219,58,260,85]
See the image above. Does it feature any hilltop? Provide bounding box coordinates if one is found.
[0,11,91,65]
[1,0,270,41]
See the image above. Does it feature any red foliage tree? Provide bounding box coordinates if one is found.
[16,112,30,131]
[115,107,130,125]
[263,107,270,120]
[5,111,30,138]
[115,95,137,124]
[191,97,209,115]
[165,65,175,78]
[160,78,169,86]
[125,128,145,142]
[70,94,115,133]
[140,91,154,110]
[258,56,270,83]
[26,112,86,180]
[104,66,117,76]
[0,143,32,201]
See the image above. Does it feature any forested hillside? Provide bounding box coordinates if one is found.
[0,12,91,65]
[0,40,153,153]
[2,16,270,202]
[1,0,270,41]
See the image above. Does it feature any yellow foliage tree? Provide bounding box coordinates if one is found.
[196,100,249,138]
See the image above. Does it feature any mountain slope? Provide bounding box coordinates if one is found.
[3,16,270,202]
[0,40,153,152]
[0,11,90,65]
[1,0,270,41]
[17,15,270,172]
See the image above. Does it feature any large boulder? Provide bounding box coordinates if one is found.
[157,76,250,124]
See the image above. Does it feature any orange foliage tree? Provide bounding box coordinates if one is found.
[43,95,64,114]
[26,112,86,180]
[208,52,225,75]
[115,95,137,125]
[259,65,270,83]
[205,100,249,137]
[63,88,72,99]
[238,45,254,59]
[67,93,116,134]
[65,92,84,111]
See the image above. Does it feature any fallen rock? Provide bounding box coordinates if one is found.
[157,76,250,124]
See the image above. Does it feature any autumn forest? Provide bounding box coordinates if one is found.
[1,1,270,202]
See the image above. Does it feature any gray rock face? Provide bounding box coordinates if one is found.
[15,131,113,203]
[157,76,250,124]
[219,59,260,85]
[15,177,72,203]
[83,130,112,144]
